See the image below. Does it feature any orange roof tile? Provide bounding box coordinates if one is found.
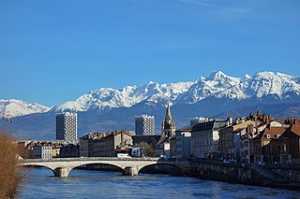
[262,127,287,139]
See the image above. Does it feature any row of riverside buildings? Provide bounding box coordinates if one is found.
[173,113,300,166]
[17,106,300,167]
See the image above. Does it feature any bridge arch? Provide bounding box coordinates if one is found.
[138,163,182,175]
[67,162,126,176]
[19,164,57,176]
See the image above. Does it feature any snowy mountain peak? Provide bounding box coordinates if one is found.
[3,71,300,116]
[52,80,195,112]
[206,71,241,84]
[208,70,227,80]
[244,74,252,80]
[249,71,300,98]
[52,71,300,112]
[0,99,50,118]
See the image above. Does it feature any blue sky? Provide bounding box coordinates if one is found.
[1,0,300,106]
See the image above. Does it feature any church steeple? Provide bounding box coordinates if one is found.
[163,103,176,130]
[156,103,177,156]
[158,103,176,145]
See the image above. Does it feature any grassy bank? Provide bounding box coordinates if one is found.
[0,134,20,198]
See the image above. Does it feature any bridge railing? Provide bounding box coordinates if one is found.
[19,157,161,163]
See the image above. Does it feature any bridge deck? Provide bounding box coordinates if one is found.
[19,157,161,163]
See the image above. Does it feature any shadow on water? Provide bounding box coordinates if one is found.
[139,164,182,175]
[71,163,124,176]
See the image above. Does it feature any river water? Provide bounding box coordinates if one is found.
[18,168,300,199]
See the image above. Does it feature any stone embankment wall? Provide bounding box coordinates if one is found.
[270,167,300,183]
[178,160,300,190]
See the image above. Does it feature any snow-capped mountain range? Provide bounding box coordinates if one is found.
[51,80,194,112]
[52,71,300,113]
[2,70,300,139]
[177,71,300,103]
[1,71,300,119]
[0,99,49,119]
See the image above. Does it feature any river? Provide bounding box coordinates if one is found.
[18,168,300,199]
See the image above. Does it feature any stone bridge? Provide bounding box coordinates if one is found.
[18,157,185,177]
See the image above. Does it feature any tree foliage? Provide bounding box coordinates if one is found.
[137,142,155,157]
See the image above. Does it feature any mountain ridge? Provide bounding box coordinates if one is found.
[53,71,300,112]
[0,99,49,119]
[1,70,300,118]
[1,70,300,139]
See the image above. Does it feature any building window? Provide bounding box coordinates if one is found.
[284,144,287,153]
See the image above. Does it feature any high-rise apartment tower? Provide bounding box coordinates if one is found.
[135,115,155,136]
[56,112,78,143]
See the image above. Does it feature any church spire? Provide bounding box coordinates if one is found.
[163,103,176,130]
[157,102,177,150]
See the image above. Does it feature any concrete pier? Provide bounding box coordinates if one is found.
[124,167,139,176]
[54,167,72,177]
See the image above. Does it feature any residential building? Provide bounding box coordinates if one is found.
[191,119,227,159]
[60,144,79,158]
[171,128,192,159]
[260,126,286,164]
[86,131,133,157]
[51,144,61,158]
[132,135,161,146]
[25,141,64,159]
[170,136,176,157]
[190,117,209,127]
[135,115,155,135]
[239,113,288,164]
[79,132,106,157]
[79,137,89,157]
[56,112,78,144]
[278,120,300,164]
[219,119,256,161]
[31,145,53,160]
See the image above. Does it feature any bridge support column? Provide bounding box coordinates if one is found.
[54,167,72,177]
[124,167,139,176]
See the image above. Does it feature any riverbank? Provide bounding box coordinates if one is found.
[180,159,300,191]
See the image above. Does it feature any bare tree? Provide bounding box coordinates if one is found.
[0,133,21,199]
